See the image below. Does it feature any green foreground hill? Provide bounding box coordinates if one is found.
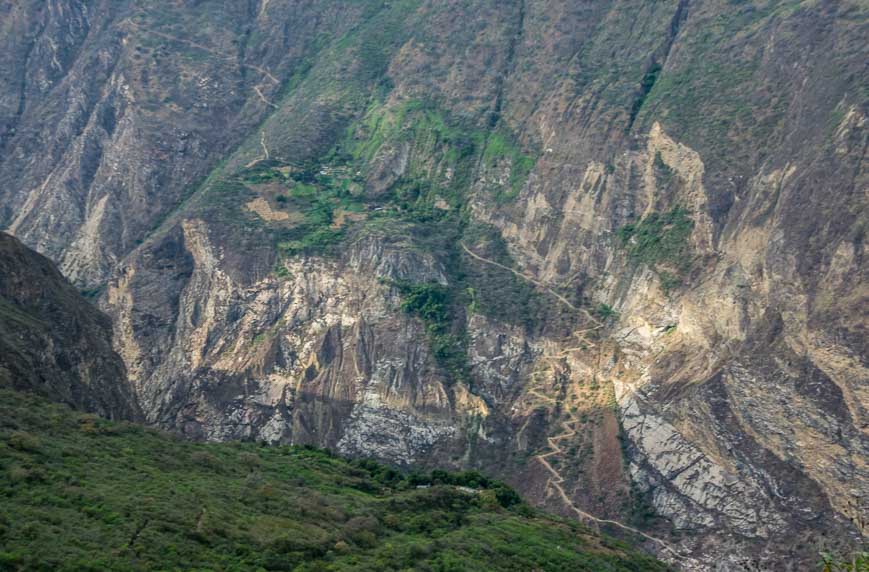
[0,389,668,572]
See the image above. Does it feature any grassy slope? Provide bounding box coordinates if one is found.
[0,390,668,572]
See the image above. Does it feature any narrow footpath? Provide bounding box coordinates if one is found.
[462,242,686,561]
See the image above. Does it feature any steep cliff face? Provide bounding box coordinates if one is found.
[2,0,866,569]
[0,232,140,420]
[0,0,373,286]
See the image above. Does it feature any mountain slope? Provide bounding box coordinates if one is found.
[0,232,139,421]
[1,1,866,569]
[0,388,669,572]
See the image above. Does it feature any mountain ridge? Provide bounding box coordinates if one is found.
[0,231,140,421]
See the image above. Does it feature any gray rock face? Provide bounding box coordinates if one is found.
[2,0,867,569]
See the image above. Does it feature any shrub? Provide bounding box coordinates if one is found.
[7,465,39,483]
[0,552,24,568]
[493,485,522,509]
[0,388,669,571]
[269,534,330,557]
[334,540,351,554]
[478,490,501,511]
[8,431,41,452]
[659,271,681,295]
[617,207,693,268]
[618,208,694,295]
[594,303,618,320]
[239,452,261,470]
[819,551,869,572]
[392,281,470,384]
[191,451,220,470]
[398,283,450,324]
[343,516,381,547]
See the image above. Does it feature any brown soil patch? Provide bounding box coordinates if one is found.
[246,198,304,226]
[330,209,368,229]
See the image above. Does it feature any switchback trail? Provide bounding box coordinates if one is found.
[533,410,685,560]
[461,243,685,561]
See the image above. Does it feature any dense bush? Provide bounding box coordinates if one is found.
[819,551,869,572]
[617,207,694,267]
[618,207,694,293]
[0,389,671,572]
[391,280,471,385]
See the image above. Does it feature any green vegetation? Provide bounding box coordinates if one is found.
[324,101,548,378]
[458,223,560,331]
[339,99,534,208]
[397,282,451,325]
[481,132,537,204]
[342,100,448,165]
[617,208,693,266]
[625,481,664,530]
[819,551,869,572]
[237,162,368,258]
[628,62,663,128]
[0,389,670,571]
[593,303,619,321]
[618,207,694,293]
[657,272,681,296]
[220,98,547,377]
[275,265,293,280]
[223,97,535,269]
[392,281,470,385]
[77,286,104,301]
[652,152,673,186]
[386,215,577,384]
[241,164,286,185]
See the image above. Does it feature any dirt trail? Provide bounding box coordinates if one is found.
[126,19,281,112]
[459,243,568,300]
[260,132,270,160]
[461,243,685,560]
[534,410,684,560]
[131,23,279,84]
[460,243,599,321]
[531,359,693,563]
[243,131,272,169]
[527,388,557,403]
[254,85,279,109]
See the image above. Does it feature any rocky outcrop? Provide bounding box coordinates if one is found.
[0,232,140,420]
